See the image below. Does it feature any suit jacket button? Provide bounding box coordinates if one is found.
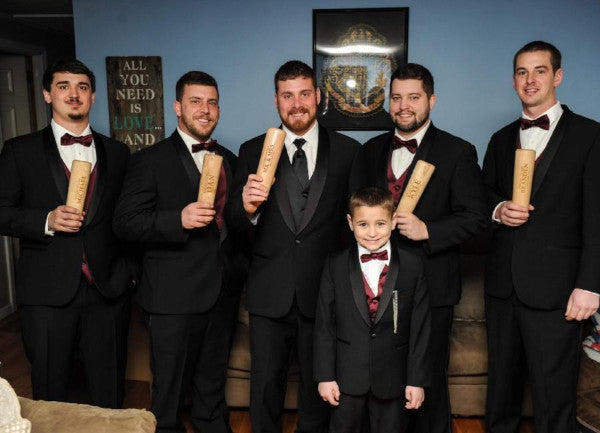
[371,333,376,338]
[295,239,301,244]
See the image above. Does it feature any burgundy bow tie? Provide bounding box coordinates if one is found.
[392,136,418,154]
[192,140,216,153]
[520,115,550,130]
[61,133,93,147]
[360,250,389,263]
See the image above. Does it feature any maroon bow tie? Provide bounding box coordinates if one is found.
[192,140,216,153]
[392,136,418,154]
[360,250,389,263]
[520,115,550,130]
[61,133,93,147]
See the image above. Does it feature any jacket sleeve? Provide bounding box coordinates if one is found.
[113,152,188,244]
[425,143,490,255]
[313,257,337,382]
[0,140,50,242]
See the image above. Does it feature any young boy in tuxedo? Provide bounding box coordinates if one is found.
[314,187,431,433]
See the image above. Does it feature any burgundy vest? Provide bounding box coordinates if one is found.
[362,265,389,323]
[387,152,410,206]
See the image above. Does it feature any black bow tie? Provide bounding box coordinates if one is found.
[392,136,418,154]
[61,133,93,147]
[520,115,550,130]
[192,140,216,153]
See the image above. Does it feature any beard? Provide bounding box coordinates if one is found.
[282,107,316,135]
[68,113,86,120]
[180,115,216,142]
[393,110,430,134]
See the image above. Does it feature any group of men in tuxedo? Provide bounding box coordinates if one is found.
[0,39,598,433]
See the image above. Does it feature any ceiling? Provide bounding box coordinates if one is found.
[0,0,74,36]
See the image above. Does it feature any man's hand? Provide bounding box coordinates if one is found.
[318,381,340,406]
[395,212,429,241]
[181,202,215,229]
[405,385,424,409]
[242,174,269,216]
[565,288,600,321]
[495,201,534,227]
[48,205,83,232]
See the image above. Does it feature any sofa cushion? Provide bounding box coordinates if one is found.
[456,254,486,321]
[448,321,487,376]
[18,398,156,433]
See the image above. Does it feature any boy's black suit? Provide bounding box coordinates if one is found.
[314,244,431,398]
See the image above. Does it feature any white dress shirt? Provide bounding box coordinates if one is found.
[519,102,563,158]
[358,241,391,296]
[391,120,431,179]
[177,127,215,173]
[282,121,319,179]
[491,102,564,223]
[45,120,97,235]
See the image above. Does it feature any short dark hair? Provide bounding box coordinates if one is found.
[176,71,219,101]
[274,60,317,93]
[513,40,562,73]
[43,59,95,92]
[390,63,434,98]
[349,187,394,217]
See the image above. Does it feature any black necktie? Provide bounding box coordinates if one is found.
[520,115,550,130]
[292,138,309,188]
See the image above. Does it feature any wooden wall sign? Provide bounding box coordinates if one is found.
[106,56,165,153]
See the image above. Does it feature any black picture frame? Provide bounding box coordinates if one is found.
[313,8,409,130]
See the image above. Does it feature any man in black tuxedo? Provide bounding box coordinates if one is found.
[113,71,246,433]
[482,40,600,433]
[355,63,489,433]
[228,60,360,433]
[0,59,132,407]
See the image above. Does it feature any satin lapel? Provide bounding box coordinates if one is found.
[402,124,435,188]
[273,155,296,233]
[531,107,571,198]
[504,122,521,194]
[377,131,395,188]
[171,132,200,198]
[84,130,107,226]
[42,126,68,203]
[297,126,329,233]
[348,245,372,327]
[373,247,399,325]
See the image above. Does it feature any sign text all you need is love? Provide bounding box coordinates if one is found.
[106,56,165,153]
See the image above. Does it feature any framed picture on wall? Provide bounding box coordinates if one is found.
[313,8,408,130]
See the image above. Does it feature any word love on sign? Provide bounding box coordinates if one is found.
[106,56,165,153]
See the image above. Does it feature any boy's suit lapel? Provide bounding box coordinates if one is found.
[373,246,399,325]
[348,245,372,327]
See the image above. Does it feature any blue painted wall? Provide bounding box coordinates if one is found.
[73,0,600,161]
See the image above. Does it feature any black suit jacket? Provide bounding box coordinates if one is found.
[0,125,132,305]
[228,125,360,319]
[482,106,600,308]
[313,244,431,399]
[113,131,246,314]
[356,124,489,306]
